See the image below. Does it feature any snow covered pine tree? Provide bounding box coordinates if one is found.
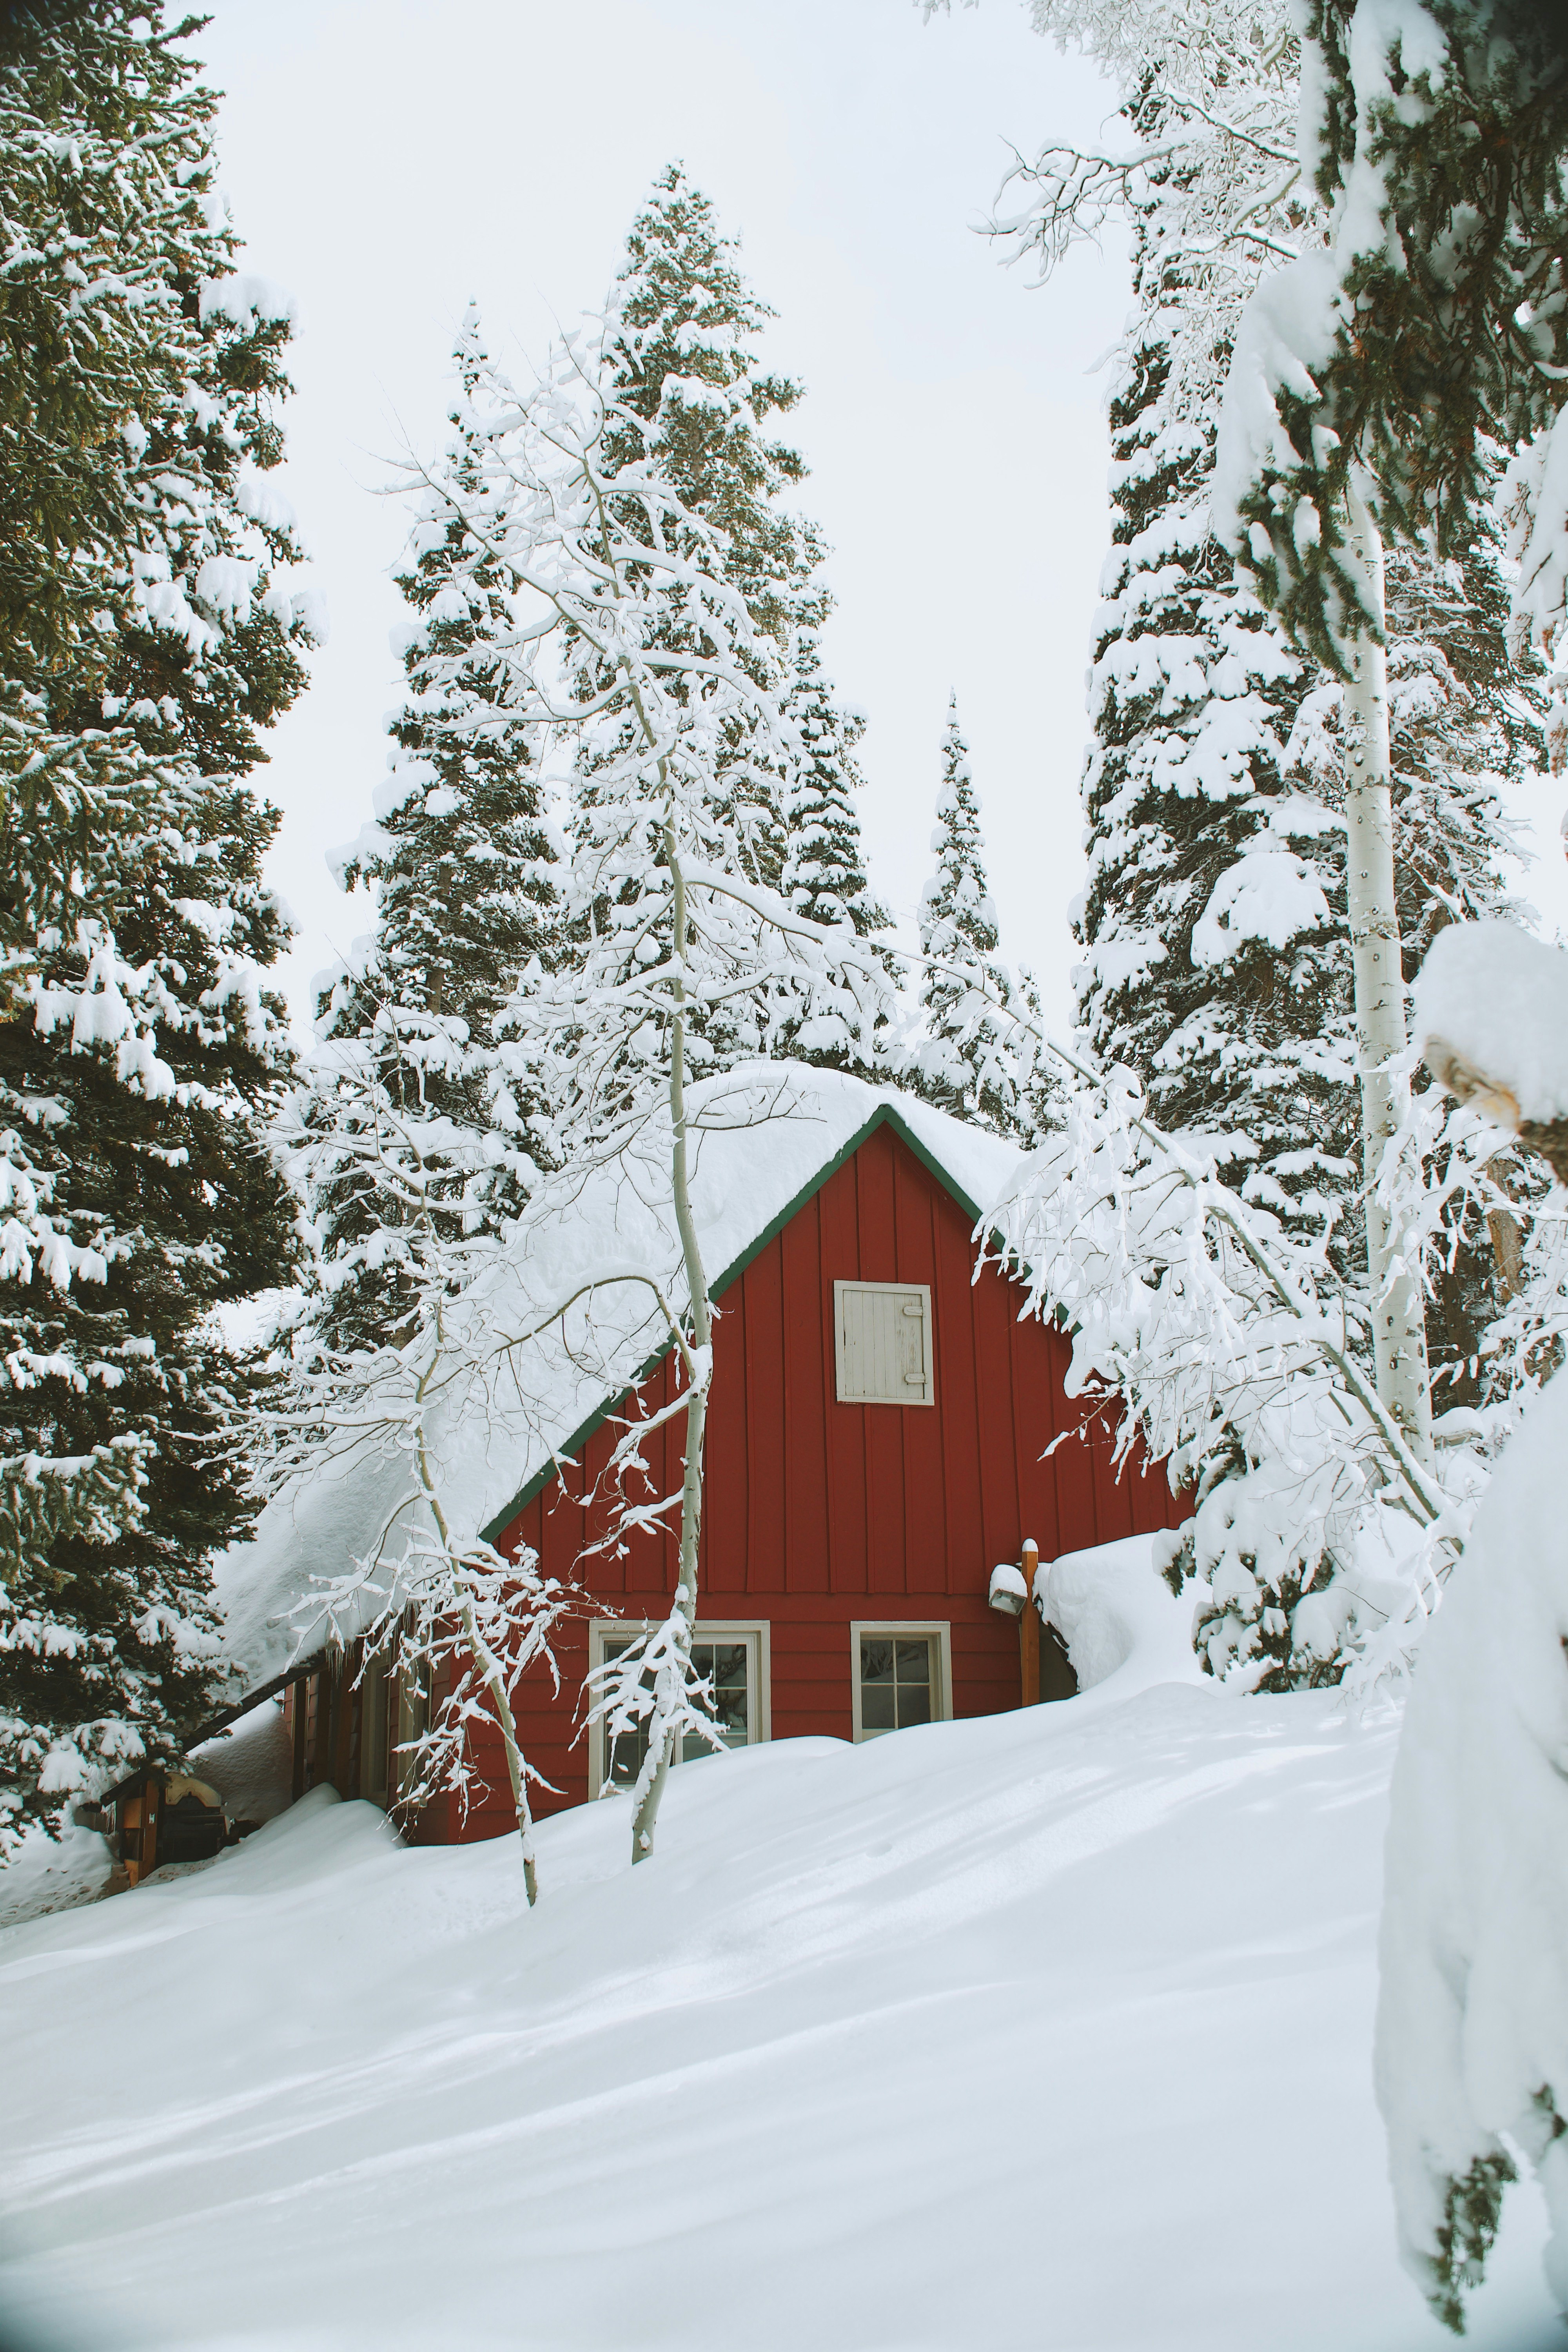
[564,164,889,1079]
[288,306,559,1365]
[0,3,313,1851]
[773,606,893,1071]
[913,696,1052,1142]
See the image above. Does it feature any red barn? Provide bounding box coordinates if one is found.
[214,1074,1183,1846]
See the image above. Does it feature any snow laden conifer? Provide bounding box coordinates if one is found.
[414,307,892,1868]
[287,309,558,1365]
[773,609,895,1071]
[584,163,810,887]
[996,11,1358,1255]
[910,698,1053,1142]
[0,3,313,1852]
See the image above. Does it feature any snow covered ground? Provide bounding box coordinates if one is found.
[1,1597,1561,2351]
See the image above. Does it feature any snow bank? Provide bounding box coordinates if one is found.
[1414,922,1568,1125]
[214,1067,1024,1694]
[1040,1530,1205,1699]
[1377,1364,1568,2325]
[0,1818,114,1931]
[0,1689,1554,2351]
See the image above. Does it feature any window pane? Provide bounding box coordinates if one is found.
[860,1638,893,1685]
[897,1685,931,1728]
[895,1640,931,1684]
[710,1644,748,1690]
[860,1683,896,1731]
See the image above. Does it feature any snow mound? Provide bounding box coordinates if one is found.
[1415,922,1568,1125]
[0,1818,114,1931]
[191,1698,294,1826]
[1377,1363,1568,2321]
[0,1689,1555,2351]
[1040,1529,1205,1699]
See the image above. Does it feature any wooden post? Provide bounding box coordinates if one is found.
[1019,1538,1040,1707]
[141,1776,161,1879]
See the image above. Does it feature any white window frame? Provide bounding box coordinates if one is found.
[833,1279,935,1406]
[587,1618,771,1798]
[849,1620,953,1742]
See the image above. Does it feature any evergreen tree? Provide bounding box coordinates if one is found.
[605,163,806,666]
[771,611,894,1071]
[573,163,812,893]
[289,312,557,1362]
[915,699,1051,1140]
[778,621,885,938]
[561,165,890,1078]
[1014,53,1360,1254]
[0,3,311,1851]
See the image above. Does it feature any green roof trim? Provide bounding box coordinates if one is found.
[477,1100,994,1546]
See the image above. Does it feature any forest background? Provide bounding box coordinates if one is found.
[203,0,1568,1038]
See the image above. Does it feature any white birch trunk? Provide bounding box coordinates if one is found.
[630,822,711,1866]
[1344,481,1432,1463]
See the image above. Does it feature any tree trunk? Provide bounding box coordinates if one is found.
[1344,482,1432,1463]
[631,825,712,1866]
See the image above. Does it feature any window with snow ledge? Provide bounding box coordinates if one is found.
[587,1620,770,1800]
[851,1623,952,1741]
[834,1281,934,1406]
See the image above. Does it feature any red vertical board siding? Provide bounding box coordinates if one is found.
[780,1201,831,1597]
[817,1167,869,1599]
[442,1122,1187,1838]
[743,1233,787,1597]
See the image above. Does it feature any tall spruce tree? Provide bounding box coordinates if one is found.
[0,2,311,1848]
[559,165,891,1078]
[289,311,557,1363]
[778,618,885,939]
[914,699,1050,1140]
[771,608,894,1069]
[586,163,809,885]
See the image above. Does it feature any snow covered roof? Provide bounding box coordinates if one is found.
[213,1065,1024,1702]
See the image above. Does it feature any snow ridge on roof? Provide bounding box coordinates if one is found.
[214,1065,1023,1696]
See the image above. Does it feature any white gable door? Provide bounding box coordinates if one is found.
[834,1281,934,1407]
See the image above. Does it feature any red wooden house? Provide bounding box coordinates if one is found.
[214,1074,1184,1844]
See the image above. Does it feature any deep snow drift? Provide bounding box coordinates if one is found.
[0,1595,1561,2351]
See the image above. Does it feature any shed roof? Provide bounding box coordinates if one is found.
[213,1066,1025,1703]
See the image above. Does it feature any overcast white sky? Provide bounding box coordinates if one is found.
[194,0,1567,1042]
